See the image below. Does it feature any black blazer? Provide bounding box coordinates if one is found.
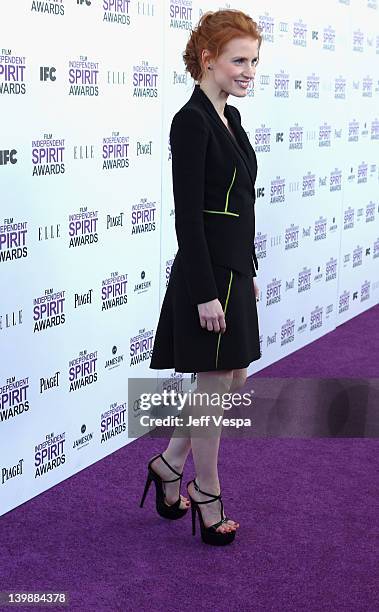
[170,83,258,306]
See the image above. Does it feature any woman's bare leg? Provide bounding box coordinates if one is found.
[187,369,240,534]
[229,367,248,392]
[147,397,192,509]
[148,367,248,512]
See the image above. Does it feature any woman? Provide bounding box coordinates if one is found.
[141,9,262,546]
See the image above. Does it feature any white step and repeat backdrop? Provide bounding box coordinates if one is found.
[1,0,378,516]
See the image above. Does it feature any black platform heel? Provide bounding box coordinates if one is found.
[187,478,236,546]
[139,453,189,520]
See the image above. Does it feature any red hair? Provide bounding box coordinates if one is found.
[183,9,263,83]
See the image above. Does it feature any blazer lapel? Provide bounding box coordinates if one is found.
[224,106,256,188]
[190,84,256,189]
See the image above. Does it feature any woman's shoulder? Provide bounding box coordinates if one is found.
[170,103,208,135]
[172,103,205,122]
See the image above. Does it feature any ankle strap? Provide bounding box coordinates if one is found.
[152,453,183,482]
[193,478,222,503]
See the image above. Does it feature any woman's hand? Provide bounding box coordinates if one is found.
[253,277,260,302]
[197,299,226,333]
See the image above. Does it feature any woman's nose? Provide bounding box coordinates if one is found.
[243,68,256,79]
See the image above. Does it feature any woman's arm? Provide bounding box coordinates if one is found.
[170,107,219,305]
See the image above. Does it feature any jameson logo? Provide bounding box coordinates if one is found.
[0,218,28,262]
[0,50,26,95]
[31,0,65,16]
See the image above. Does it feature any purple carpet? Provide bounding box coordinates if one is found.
[1,305,378,612]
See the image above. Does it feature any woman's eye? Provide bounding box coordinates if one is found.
[235,59,257,65]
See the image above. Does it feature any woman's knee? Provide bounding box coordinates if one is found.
[230,368,247,391]
[197,369,234,393]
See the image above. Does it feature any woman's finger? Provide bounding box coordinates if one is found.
[212,317,220,333]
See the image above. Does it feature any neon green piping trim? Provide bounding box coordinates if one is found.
[203,167,239,217]
[215,269,233,368]
[203,210,239,217]
[225,166,236,212]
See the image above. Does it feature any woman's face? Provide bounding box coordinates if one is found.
[205,36,260,96]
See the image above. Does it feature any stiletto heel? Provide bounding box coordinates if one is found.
[191,502,197,536]
[139,453,189,520]
[139,472,153,508]
[187,478,236,546]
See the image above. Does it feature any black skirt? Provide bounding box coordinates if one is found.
[149,253,261,374]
